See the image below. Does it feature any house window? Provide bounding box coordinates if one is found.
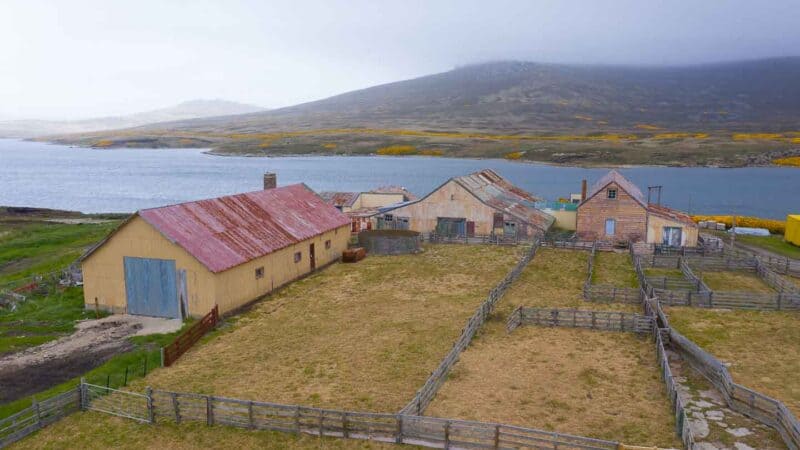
[384,214,393,222]
[255,267,264,279]
[294,251,302,263]
[325,240,331,249]
[607,189,617,199]
[605,218,616,236]
[450,194,455,200]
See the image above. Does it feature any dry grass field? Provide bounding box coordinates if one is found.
[423,248,677,446]
[667,307,800,416]
[426,326,679,447]
[500,248,639,314]
[697,270,775,293]
[591,251,638,287]
[135,244,516,412]
[12,412,412,450]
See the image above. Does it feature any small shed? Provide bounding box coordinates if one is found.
[81,184,351,318]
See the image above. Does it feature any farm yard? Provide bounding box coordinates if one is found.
[697,270,776,293]
[667,306,800,416]
[424,247,678,446]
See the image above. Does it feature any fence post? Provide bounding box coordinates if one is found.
[79,378,86,410]
[32,396,41,429]
[396,415,403,444]
[123,366,128,387]
[160,347,165,368]
[206,396,214,426]
[172,392,181,424]
[145,387,155,424]
[248,401,254,429]
[493,424,500,449]
[342,412,349,438]
[444,420,451,450]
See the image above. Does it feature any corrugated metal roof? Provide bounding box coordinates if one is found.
[318,191,360,207]
[453,169,554,231]
[585,170,646,206]
[647,204,697,226]
[138,184,350,273]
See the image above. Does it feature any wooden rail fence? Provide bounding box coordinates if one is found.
[506,307,654,334]
[162,305,219,367]
[0,389,80,448]
[399,240,541,416]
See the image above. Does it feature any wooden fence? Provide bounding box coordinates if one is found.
[399,240,541,416]
[506,307,654,334]
[77,384,618,450]
[162,305,219,367]
[582,284,642,304]
[0,388,80,448]
[425,233,527,245]
[653,326,696,448]
[678,259,711,293]
[756,259,800,294]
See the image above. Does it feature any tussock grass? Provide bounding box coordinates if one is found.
[666,307,800,416]
[12,412,408,450]
[591,251,638,287]
[698,270,775,293]
[132,245,518,412]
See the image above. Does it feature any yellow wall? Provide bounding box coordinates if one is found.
[786,215,800,246]
[646,214,699,247]
[81,215,350,318]
[543,209,577,230]
[212,225,349,314]
[356,192,405,209]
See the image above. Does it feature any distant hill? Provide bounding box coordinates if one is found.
[146,58,800,133]
[43,58,800,167]
[0,99,265,138]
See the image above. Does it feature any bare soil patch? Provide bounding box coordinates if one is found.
[0,315,181,403]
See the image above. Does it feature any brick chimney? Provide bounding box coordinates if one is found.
[263,172,277,190]
[581,179,587,202]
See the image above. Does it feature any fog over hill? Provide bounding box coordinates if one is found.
[0,99,265,138]
[143,58,800,133]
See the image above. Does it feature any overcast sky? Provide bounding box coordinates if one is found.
[1,0,798,120]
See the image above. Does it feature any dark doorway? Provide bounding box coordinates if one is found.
[309,243,316,270]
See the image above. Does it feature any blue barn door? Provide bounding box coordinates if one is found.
[123,257,180,318]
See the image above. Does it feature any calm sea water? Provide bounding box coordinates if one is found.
[0,139,798,218]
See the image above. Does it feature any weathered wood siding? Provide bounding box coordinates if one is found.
[383,180,535,237]
[82,216,350,318]
[576,181,647,241]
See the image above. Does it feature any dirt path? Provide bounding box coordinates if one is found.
[667,348,784,449]
[0,315,181,403]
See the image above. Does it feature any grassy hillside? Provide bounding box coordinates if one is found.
[45,58,800,167]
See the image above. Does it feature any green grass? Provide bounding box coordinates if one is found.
[0,322,189,419]
[0,221,117,284]
[734,234,800,259]
[591,251,638,287]
[0,221,119,354]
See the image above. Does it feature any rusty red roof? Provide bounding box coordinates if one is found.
[647,204,697,227]
[318,191,360,208]
[133,184,349,273]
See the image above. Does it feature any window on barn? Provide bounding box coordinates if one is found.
[607,188,617,199]
[294,251,302,263]
[384,214,394,222]
[255,267,264,279]
[325,240,331,249]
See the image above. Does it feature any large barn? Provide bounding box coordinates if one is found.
[81,183,351,319]
[374,169,554,239]
[576,170,698,246]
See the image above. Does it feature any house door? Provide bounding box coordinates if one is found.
[662,227,683,247]
[177,269,188,319]
[123,257,180,318]
[504,221,517,237]
[466,221,476,237]
[309,243,316,270]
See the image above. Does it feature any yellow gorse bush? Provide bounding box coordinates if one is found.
[376,145,417,155]
[418,149,444,156]
[504,151,524,160]
[773,156,800,167]
[94,140,114,147]
[691,215,786,234]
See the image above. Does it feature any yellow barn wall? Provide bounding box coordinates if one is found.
[543,209,577,231]
[386,180,504,235]
[213,225,350,314]
[81,216,216,317]
[83,217,350,318]
[646,214,699,247]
